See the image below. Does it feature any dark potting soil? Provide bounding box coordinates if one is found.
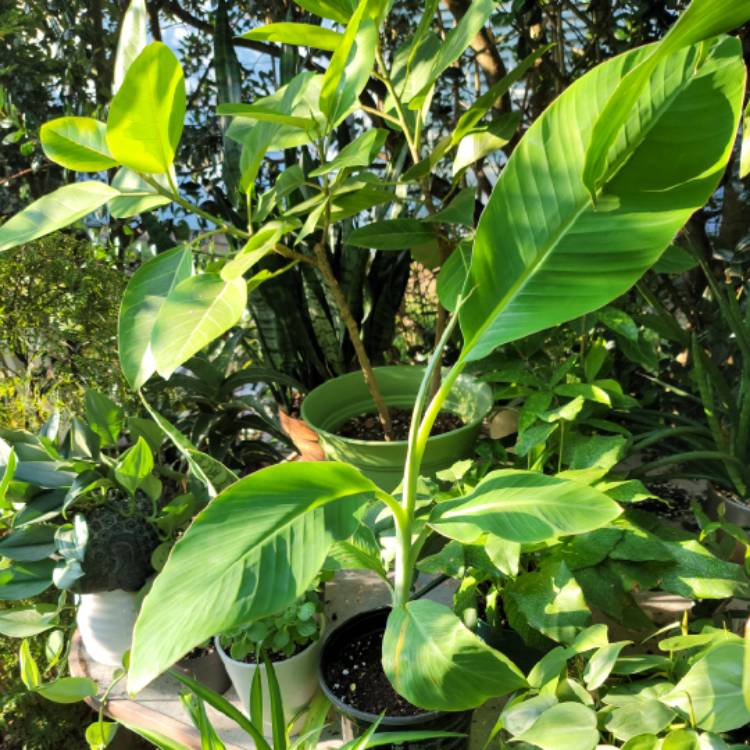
[640,481,699,530]
[182,644,217,661]
[324,627,422,717]
[337,408,464,441]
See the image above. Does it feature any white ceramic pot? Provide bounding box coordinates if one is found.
[76,589,139,667]
[216,621,324,735]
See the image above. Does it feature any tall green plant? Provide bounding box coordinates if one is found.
[123,1,750,712]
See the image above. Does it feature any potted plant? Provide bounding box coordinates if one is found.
[215,586,325,730]
[121,1,750,741]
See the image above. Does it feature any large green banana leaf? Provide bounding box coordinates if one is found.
[459,37,746,363]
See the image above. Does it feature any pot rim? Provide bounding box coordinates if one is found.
[318,606,457,726]
[214,616,325,671]
[300,366,492,449]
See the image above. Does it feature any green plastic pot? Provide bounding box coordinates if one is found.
[300,365,493,491]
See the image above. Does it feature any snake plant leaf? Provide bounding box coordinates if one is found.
[107,42,186,174]
[113,0,148,94]
[40,117,117,171]
[407,0,494,110]
[242,23,344,51]
[382,599,526,711]
[583,0,750,197]
[741,100,750,180]
[151,273,247,379]
[118,246,192,388]
[662,640,750,732]
[128,461,379,692]
[430,469,621,544]
[459,37,746,364]
[0,181,119,252]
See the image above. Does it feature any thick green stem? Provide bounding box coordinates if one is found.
[393,311,465,605]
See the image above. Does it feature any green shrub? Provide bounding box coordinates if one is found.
[0,233,131,429]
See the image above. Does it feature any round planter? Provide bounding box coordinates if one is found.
[300,366,493,491]
[76,589,139,667]
[175,646,231,694]
[319,608,471,750]
[703,485,750,528]
[215,623,324,734]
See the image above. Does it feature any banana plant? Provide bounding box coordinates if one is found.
[122,0,750,713]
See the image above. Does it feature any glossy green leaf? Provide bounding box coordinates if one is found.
[310,128,388,177]
[347,219,436,250]
[583,2,750,197]
[221,221,296,281]
[109,168,173,218]
[0,560,55,600]
[500,695,558,736]
[429,469,621,544]
[437,242,471,313]
[107,42,186,173]
[583,640,631,690]
[242,23,344,51]
[113,0,148,93]
[408,0,495,109]
[459,38,745,363]
[118,246,192,389]
[505,559,591,645]
[513,702,598,750]
[293,0,354,24]
[452,114,520,177]
[651,244,698,274]
[662,641,750,732]
[40,117,117,171]
[19,639,41,689]
[35,676,98,703]
[0,604,58,637]
[661,730,700,750]
[0,181,118,252]
[84,390,124,448]
[382,599,526,711]
[743,619,750,711]
[151,273,247,379]
[114,437,154,495]
[128,461,379,692]
[85,720,119,750]
[0,525,56,561]
[217,104,317,130]
[605,700,675,742]
[425,188,475,227]
[622,736,661,750]
[319,0,378,124]
[0,447,16,507]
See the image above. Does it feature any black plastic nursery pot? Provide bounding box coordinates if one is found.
[301,365,493,492]
[319,608,472,750]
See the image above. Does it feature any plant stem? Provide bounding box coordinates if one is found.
[311,241,394,440]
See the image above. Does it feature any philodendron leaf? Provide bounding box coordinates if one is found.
[583,640,631,690]
[40,117,118,171]
[84,390,124,447]
[128,461,379,692]
[118,246,193,389]
[114,437,154,496]
[151,273,247,379]
[661,640,750,732]
[582,0,750,197]
[107,41,186,174]
[513,703,599,750]
[382,599,526,711]
[0,605,58,637]
[0,181,119,252]
[458,37,746,363]
[429,469,621,544]
[113,0,148,93]
[35,676,98,703]
[241,23,344,51]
